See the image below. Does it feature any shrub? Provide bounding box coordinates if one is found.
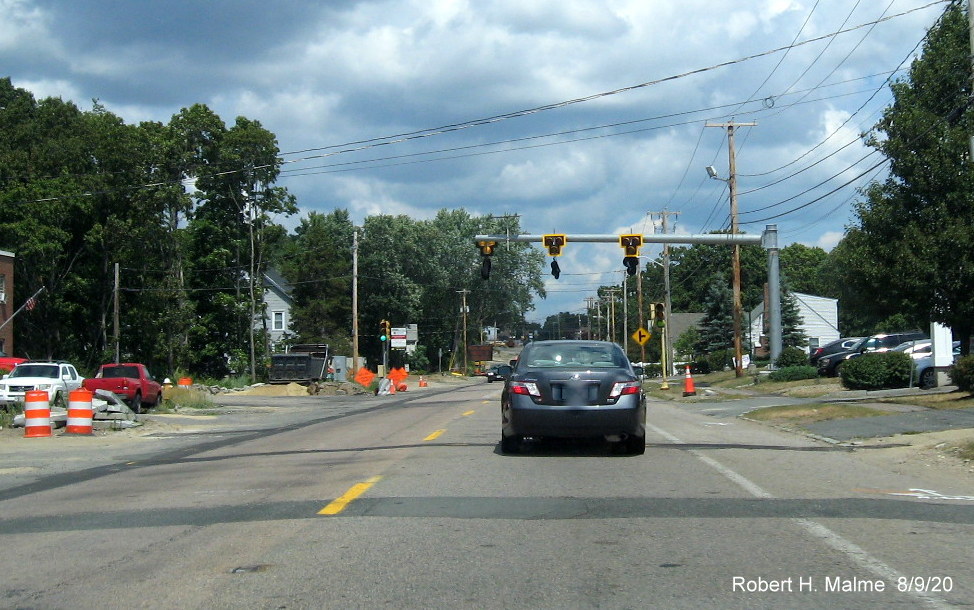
[948,355,974,392]
[774,346,809,369]
[706,349,735,373]
[840,351,913,390]
[767,365,818,382]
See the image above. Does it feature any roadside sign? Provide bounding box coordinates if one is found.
[632,328,651,346]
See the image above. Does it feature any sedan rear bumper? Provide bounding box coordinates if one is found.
[503,394,645,439]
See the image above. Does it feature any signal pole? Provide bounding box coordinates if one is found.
[651,209,679,377]
[707,121,755,377]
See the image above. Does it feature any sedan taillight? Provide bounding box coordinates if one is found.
[510,381,541,397]
[609,381,641,398]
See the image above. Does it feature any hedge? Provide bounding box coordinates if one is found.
[840,351,913,390]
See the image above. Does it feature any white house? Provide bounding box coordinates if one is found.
[261,268,294,349]
[748,292,839,354]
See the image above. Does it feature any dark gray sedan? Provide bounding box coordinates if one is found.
[500,340,646,455]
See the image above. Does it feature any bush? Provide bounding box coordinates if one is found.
[705,349,735,373]
[767,366,818,382]
[775,346,809,369]
[840,351,913,390]
[948,355,974,392]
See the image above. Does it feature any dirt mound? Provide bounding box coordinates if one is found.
[231,383,310,397]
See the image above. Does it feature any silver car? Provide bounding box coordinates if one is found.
[500,340,646,455]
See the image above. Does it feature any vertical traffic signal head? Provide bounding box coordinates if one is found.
[653,303,665,327]
[542,234,566,256]
[379,319,390,341]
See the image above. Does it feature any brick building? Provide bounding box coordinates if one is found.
[0,250,14,355]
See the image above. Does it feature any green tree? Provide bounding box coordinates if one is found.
[845,3,974,353]
[277,210,354,350]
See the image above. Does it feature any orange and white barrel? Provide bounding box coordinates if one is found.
[65,389,94,435]
[24,390,52,438]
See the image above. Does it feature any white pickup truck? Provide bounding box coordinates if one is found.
[0,361,84,408]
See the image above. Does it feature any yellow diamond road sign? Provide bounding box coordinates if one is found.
[632,327,651,346]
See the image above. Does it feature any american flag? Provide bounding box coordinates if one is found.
[25,297,37,311]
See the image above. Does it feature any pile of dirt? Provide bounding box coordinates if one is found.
[230,383,310,397]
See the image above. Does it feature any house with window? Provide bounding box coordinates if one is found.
[261,268,294,350]
[748,292,839,355]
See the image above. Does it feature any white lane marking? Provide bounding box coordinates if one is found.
[647,423,951,609]
[890,489,974,502]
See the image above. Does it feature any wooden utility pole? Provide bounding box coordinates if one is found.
[651,209,679,377]
[707,121,756,377]
[458,289,469,373]
[113,262,120,363]
[351,228,360,373]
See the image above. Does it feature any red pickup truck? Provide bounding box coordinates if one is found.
[0,351,27,374]
[83,363,163,412]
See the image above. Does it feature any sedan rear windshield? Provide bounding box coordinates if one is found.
[522,345,626,368]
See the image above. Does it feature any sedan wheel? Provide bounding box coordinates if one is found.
[919,368,937,390]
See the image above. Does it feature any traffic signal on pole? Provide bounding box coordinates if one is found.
[620,234,642,277]
[542,234,566,256]
[379,319,390,341]
[477,240,497,257]
[653,303,665,328]
[477,240,496,280]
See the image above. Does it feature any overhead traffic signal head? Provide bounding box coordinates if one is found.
[619,234,643,276]
[379,319,390,341]
[542,234,566,256]
[477,240,497,257]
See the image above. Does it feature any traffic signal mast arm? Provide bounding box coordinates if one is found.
[472,233,765,246]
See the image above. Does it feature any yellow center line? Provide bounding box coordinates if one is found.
[424,429,446,441]
[318,475,383,515]
[462,410,475,416]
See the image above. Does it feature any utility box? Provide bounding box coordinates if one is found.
[269,344,330,384]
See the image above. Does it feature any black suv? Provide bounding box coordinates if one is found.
[817,331,928,377]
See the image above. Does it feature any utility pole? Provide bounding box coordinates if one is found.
[351,228,360,374]
[651,209,679,377]
[707,121,756,377]
[458,289,469,374]
[621,271,628,352]
[113,262,120,363]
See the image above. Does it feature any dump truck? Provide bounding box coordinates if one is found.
[268,344,330,384]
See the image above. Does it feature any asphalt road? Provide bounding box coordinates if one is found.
[1,382,972,608]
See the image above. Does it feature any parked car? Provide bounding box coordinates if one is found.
[485,365,506,383]
[0,361,83,408]
[911,341,961,389]
[818,331,928,377]
[0,350,27,374]
[83,363,163,413]
[809,337,864,367]
[500,340,646,455]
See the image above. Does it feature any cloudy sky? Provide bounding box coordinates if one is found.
[1,0,949,321]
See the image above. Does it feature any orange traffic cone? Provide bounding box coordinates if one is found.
[388,378,396,394]
[682,365,696,397]
[419,376,428,388]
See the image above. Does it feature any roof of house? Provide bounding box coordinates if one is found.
[262,268,294,305]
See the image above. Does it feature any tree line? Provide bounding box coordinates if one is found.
[0,78,545,379]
